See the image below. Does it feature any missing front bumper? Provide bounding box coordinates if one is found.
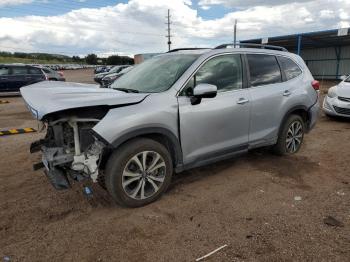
[44,168,70,190]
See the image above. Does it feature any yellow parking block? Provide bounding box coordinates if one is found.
[0,100,9,104]
[0,128,36,136]
[9,129,19,134]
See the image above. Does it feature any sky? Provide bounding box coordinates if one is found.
[0,0,349,57]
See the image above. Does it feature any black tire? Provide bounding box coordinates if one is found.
[105,138,173,207]
[273,114,305,155]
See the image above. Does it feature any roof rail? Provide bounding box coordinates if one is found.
[167,48,210,53]
[214,43,288,52]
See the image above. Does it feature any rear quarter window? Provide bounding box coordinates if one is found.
[247,54,282,87]
[28,67,43,75]
[277,56,302,80]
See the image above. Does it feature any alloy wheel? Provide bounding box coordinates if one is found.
[285,120,303,153]
[122,151,166,200]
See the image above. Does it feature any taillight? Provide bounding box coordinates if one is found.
[58,71,64,77]
[311,80,320,91]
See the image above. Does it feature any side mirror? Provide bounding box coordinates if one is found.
[340,75,348,81]
[191,83,217,105]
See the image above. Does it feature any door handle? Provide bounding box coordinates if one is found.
[283,90,292,97]
[237,98,249,105]
[1,78,8,80]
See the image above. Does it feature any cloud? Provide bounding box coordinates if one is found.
[198,0,315,8]
[320,9,334,19]
[0,0,349,56]
[0,0,33,7]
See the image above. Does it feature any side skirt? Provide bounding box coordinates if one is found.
[175,145,248,173]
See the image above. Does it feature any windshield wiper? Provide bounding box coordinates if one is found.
[113,87,139,93]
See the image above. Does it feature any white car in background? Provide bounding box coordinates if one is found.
[323,75,350,117]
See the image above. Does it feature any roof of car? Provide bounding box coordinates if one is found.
[165,47,292,57]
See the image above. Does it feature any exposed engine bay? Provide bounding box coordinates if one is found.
[30,109,108,190]
[19,81,149,194]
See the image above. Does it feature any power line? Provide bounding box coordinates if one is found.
[165,9,172,51]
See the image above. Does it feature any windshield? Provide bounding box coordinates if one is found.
[109,66,124,74]
[111,54,199,93]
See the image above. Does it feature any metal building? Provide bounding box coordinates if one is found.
[241,28,350,80]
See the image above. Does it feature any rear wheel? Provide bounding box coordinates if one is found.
[105,138,173,207]
[273,115,305,155]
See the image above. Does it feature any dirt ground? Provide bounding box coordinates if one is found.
[1,69,349,262]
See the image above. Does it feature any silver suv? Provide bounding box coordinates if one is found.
[21,44,320,207]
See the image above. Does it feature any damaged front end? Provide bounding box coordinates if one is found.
[31,110,108,190]
[20,81,149,191]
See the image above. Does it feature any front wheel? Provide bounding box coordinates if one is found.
[105,138,173,207]
[273,115,305,155]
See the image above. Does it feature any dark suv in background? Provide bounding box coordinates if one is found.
[0,64,46,92]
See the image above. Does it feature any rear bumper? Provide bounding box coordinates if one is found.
[323,96,350,118]
[307,100,320,131]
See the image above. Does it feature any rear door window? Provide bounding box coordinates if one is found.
[12,67,27,75]
[0,66,9,76]
[277,56,302,80]
[247,54,282,87]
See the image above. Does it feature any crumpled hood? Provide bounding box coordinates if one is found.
[20,81,148,120]
[336,81,350,97]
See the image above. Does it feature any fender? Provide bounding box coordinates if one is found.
[111,127,183,167]
[278,105,310,136]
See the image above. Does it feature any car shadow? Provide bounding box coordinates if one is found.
[170,148,318,192]
[324,114,350,123]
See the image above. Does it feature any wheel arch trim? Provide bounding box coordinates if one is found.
[111,127,183,166]
[278,105,309,136]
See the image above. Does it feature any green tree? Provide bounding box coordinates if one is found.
[85,53,98,65]
[106,55,121,65]
[107,55,134,65]
[72,56,81,62]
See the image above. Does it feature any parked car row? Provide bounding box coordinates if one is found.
[30,64,95,71]
[0,64,65,92]
[94,65,114,74]
[0,62,136,92]
[101,66,134,88]
[94,65,131,85]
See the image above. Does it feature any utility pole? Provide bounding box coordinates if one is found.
[166,9,172,51]
[233,19,237,47]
